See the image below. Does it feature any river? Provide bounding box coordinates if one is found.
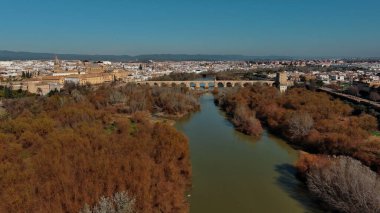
[175,93,321,213]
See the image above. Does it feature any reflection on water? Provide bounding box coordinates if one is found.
[175,94,321,213]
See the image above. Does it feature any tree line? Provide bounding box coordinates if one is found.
[216,86,380,172]
[0,86,34,99]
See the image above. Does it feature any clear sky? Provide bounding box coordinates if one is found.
[0,0,379,57]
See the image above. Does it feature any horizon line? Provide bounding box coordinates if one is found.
[1,49,380,60]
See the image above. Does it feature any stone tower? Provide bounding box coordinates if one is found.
[276,71,288,93]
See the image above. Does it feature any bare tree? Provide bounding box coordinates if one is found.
[109,90,126,104]
[80,191,135,213]
[71,89,86,102]
[288,112,314,139]
[307,156,380,213]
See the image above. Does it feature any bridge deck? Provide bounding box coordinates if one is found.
[139,80,275,87]
[318,87,380,110]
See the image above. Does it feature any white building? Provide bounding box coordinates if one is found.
[330,75,345,81]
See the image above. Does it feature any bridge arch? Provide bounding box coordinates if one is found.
[198,82,208,89]
[253,82,262,87]
[217,82,225,88]
[189,82,196,88]
[226,82,233,87]
[243,82,251,87]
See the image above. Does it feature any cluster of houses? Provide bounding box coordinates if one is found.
[283,70,380,100]
[0,58,134,95]
[1,58,380,98]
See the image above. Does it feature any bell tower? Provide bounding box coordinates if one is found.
[54,56,61,72]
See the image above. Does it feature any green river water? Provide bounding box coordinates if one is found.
[175,93,321,213]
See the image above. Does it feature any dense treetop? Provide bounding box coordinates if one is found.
[0,83,199,213]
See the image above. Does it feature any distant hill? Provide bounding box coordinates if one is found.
[0,50,134,61]
[0,50,294,61]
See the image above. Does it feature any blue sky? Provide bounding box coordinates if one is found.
[0,0,379,57]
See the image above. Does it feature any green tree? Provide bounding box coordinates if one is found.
[4,86,13,98]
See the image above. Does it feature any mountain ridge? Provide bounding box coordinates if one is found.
[0,50,294,61]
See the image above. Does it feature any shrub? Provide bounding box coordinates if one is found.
[306,156,380,213]
[232,105,263,136]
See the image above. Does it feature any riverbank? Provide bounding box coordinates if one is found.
[175,93,321,212]
[213,86,380,213]
[215,86,380,173]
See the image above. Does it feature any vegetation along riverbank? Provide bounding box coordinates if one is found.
[215,85,380,213]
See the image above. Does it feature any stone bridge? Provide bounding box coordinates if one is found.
[138,80,275,88]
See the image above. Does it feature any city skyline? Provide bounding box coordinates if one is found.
[1,0,380,57]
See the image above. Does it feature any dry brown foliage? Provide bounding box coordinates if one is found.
[217,86,380,172]
[0,84,195,213]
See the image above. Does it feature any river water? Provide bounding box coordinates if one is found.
[175,94,320,213]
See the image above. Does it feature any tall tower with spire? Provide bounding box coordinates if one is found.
[54,56,61,72]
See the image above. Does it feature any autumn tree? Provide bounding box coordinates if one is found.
[0,83,195,213]
[216,86,380,172]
